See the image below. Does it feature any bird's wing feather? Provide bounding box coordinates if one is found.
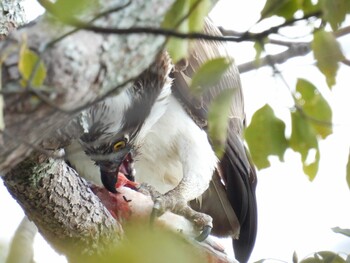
[172,18,257,263]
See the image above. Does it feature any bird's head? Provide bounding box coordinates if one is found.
[80,128,136,193]
[79,51,172,193]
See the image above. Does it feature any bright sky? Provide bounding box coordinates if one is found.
[1,0,350,262]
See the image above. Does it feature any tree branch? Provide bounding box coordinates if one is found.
[238,25,350,73]
[238,42,311,73]
[37,0,322,44]
[3,152,122,262]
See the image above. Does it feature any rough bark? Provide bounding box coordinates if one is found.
[3,151,122,262]
[0,0,26,39]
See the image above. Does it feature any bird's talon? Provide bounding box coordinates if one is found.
[150,200,162,226]
[195,225,212,242]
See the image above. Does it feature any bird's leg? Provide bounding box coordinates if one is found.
[139,183,213,241]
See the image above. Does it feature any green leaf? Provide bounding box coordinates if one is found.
[208,89,235,158]
[166,35,189,64]
[347,151,350,191]
[51,0,94,20]
[275,0,299,20]
[254,41,264,67]
[162,0,190,62]
[332,227,350,238]
[260,0,298,20]
[316,252,346,263]
[85,221,205,263]
[290,111,319,180]
[295,79,332,139]
[312,29,345,88]
[320,0,347,31]
[190,57,232,94]
[260,0,289,19]
[245,104,288,169]
[18,43,47,88]
[162,0,210,63]
[300,0,320,15]
[188,0,211,32]
[162,0,189,29]
[301,251,346,263]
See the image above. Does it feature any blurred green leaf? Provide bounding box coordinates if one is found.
[347,151,350,190]
[301,251,346,263]
[162,0,189,29]
[162,0,189,62]
[254,41,264,67]
[295,79,332,139]
[208,89,235,158]
[260,0,289,19]
[274,0,299,19]
[188,0,211,32]
[18,42,47,88]
[166,34,189,63]
[162,0,210,63]
[332,227,350,238]
[245,104,288,169]
[81,222,205,263]
[260,0,299,20]
[190,57,232,94]
[320,0,347,31]
[300,0,320,15]
[51,0,95,20]
[113,222,204,263]
[290,111,319,180]
[312,29,345,88]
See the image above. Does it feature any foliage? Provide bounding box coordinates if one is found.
[244,0,350,182]
[162,0,211,62]
[18,39,47,88]
[245,104,288,169]
[83,222,205,263]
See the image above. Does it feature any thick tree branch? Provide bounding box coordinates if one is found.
[3,152,122,262]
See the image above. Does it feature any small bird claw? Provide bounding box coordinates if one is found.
[195,225,212,242]
[150,200,162,226]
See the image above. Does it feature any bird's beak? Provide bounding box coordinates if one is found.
[99,152,135,193]
[100,164,119,193]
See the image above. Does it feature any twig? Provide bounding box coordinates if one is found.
[37,0,322,43]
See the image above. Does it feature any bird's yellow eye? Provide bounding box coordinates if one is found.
[113,140,126,152]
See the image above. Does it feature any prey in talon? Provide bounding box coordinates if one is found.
[66,19,257,263]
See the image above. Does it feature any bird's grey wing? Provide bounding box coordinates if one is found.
[172,18,257,263]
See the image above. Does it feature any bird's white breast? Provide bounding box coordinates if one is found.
[135,94,218,197]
